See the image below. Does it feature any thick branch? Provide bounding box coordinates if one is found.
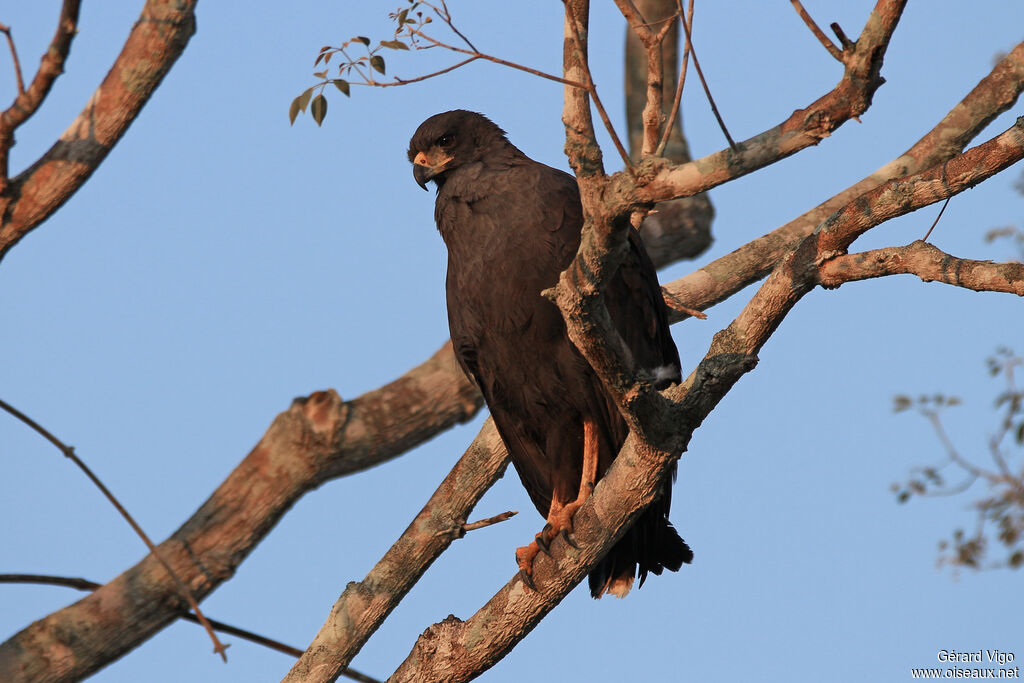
[712,118,1024,371]
[562,0,606,179]
[818,240,1024,295]
[383,112,1024,683]
[0,0,196,262]
[0,343,482,683]
[388,352,753,683]
[629,0,907,206]
[816,119,1024,254]
[661,39,1024,321]
[282,421,509,683]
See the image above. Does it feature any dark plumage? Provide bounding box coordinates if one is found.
[408,110,691,598]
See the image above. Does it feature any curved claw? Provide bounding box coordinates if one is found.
[560,528,579,549]
[535,533,552,556]
[517,568,537,591]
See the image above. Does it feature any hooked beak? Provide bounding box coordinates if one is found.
[411,150,453,190]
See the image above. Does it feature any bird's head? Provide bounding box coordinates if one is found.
[407,110,508,190]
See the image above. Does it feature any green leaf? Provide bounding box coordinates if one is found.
[1016,420,1024,445]
[370,55,386,75]
[380,39,409,50]
[288,96,302,125]
[315,52,326,67]
[354,35,370,46]
[311,94,327,126]
[332,79,350,96]
[313,70,327,79]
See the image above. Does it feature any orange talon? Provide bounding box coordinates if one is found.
[511,418,601,586]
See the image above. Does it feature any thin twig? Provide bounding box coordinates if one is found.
[0,574,382,683]
[662,286,707,319]
[432,0,478,52]
[410,29,589,95]
[656,0,695,156]
[0,23,25,94]
[462,510,518,533]
[652,11,680,44]
[923,410,993,483]
[389,57,480,86]
[922,196,950,241]
[789,0,843,62]
[0,398,230,661]
[679,10,736,151]
[831,21,854,49]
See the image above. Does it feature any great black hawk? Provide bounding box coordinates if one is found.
[408,110,691,598]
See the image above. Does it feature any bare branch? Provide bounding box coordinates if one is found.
[660,38,1024,322]
[790,0,843,62]
[282,421,509,683]
[408,30,588,90]
[388,354,754,682]
[818,240,1024,295]
[0,399,228,660]
[632,0,908,209]
[654,0,694,157]
[563,0,630,175]
[0,342,482,683]
[678,8,736,150]
[814,120,1024,255]
[717,119,1024,375]
[0,24,25,94]
[0,0,81,187]
[0,575,382,682]
[922,197,951,241]
[0,0,196,262]
[624,0,714,269]
[462,510,518,533]
[614,0,681,157]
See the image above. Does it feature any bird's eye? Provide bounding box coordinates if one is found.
[436,134,455,148]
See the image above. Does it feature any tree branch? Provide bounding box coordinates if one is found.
[629,0,907,207]
[818,240,1024,295]
[0,0,195,262]
[282,421,509,683]
[383,112,1024,683]
[0,0,81,188]
[0,24,26,95]
[0,398,228,660]
[0,574,382,683]
[625,0,714,268]
[0,342,482,683]
[660,38,1024,322]
[562,0,612,178]
[714,118,1024,375]
[790,0,844,62]
[387,352,754,683]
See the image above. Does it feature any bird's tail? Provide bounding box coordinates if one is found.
[587,499,692,599]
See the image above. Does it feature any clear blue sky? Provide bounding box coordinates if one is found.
[2,2,1022,682]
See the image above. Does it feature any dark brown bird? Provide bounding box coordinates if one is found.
[408,110,691,598]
